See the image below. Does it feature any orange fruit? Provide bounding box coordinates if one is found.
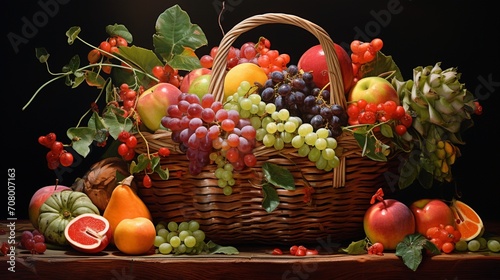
[450,199,484,241]
[223,63,268,102]
[113,217,156,255]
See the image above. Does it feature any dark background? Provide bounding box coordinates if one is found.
[4,1,499,222]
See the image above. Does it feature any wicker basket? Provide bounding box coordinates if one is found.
[134,13,400,245]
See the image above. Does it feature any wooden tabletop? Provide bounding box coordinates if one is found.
[2,219,499,280]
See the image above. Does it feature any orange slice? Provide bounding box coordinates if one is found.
[450,199,484,241]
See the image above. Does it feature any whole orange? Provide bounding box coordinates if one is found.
[113,217,156,255]
[223,63,267,102]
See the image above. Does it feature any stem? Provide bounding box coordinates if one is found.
[76,36,159,83]
[22,75,69,110]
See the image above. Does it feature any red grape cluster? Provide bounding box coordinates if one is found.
[161,93,258,176]
[426,224,461,253]
[346,99,413,136]
[350,38,384,82]
[200,37,290,75]
[20,229,47,254]
[38,133,74,169]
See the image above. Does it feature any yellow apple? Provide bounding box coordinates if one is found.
[348,76,399,105]
[136,83,181,131]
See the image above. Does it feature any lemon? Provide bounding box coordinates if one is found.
[223,63,267,102]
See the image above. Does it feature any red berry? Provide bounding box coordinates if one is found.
[395,124,407,136]
[158,147,171,157]
[295,246,307,256]
[271,248,283,255]
[142,174,152,188]
[125,135,138,149]
[59,151,74,167]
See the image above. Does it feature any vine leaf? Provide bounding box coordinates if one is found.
[153,4,207,70]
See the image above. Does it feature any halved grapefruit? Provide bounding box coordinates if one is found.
[450,199,484,241]
[64,213,112,254]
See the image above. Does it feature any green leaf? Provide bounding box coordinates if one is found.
[339,239,367,255]
[262,162,295,190]
[67,127,96,157]
[85,70,106,89]
[398,160,419,189]
[132,153,150,173]
[153,164,169,180]
[115,45,163,74]
[352,130,388,161]
[206,241,239,255]
[88,111,107,132]
[168,48,202,70]
[395,233,440,271]
[66,26,81,45]
[153,5,207,69]
[112,45,162,87]
[62,55,80,73]
[380,123,394,138]
[359,51,404,81]
[72,74,86,88]
[105,24,133,43]
[101,108,134,139]
[262,183,279,213]
[35,48,50,63]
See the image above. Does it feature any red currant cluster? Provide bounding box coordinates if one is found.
[426,224,461,253]
[38,133,74,170]
[350,38,384,82]
[200,37,290,75]
[346,99,413,136]
[20,229,47,254]
[271,245,319,256]
[87,35,129,74]
[118,83,140,114]
[117,131,138,161]
[152,64,182,87]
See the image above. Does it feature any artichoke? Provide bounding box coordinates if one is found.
[394,62,480,187]
[401,62,477,143]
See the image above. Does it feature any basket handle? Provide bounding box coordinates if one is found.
[207,13,348,188]
[207,13,346,108]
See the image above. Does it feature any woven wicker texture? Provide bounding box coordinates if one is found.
[135,13,399,245]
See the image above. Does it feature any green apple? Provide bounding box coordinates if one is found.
[188,74,212,100]
[180,67,212,93]
[136,83,181,131]
[348,76,399,105]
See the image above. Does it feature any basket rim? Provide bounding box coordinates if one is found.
[207,13,346,108]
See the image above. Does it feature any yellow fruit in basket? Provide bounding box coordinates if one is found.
[223,63,268,102]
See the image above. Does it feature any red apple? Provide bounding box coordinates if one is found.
[410,198,456,235]
[136,82,182,131]
[180,67,212,93]
[363,198,415,250]
[29,184,71,230]
[297,43,354,94]
[347,76,399,105]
